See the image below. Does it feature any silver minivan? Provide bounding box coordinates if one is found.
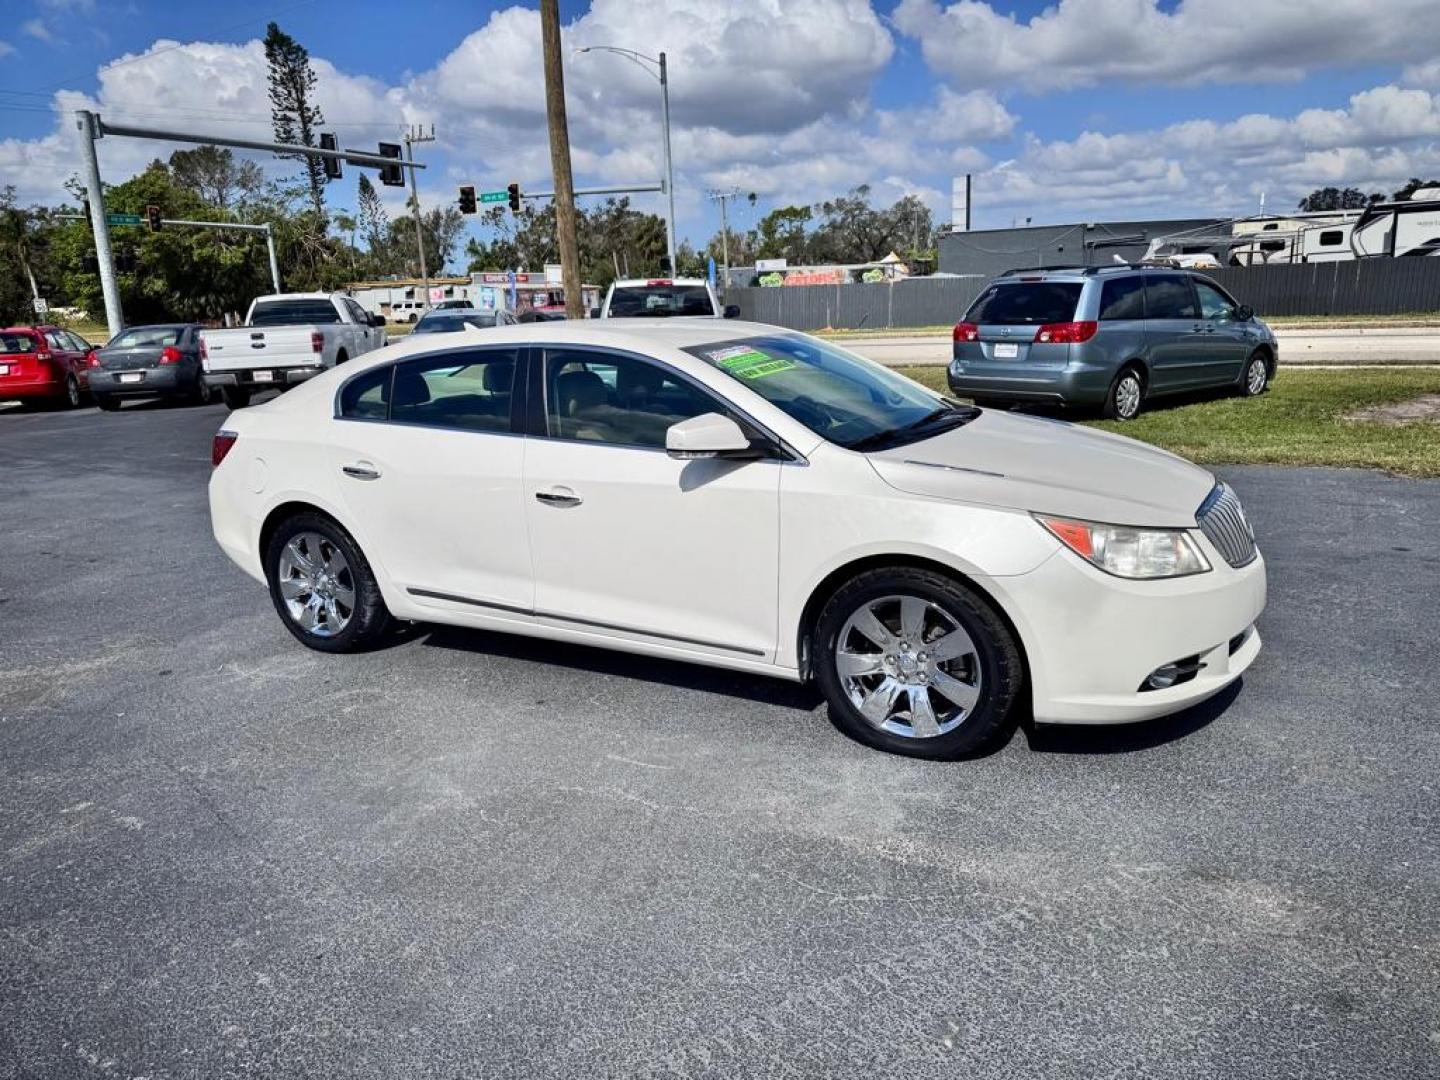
[948,266,1278,419]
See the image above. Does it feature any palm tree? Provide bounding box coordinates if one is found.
[331,208,357,273]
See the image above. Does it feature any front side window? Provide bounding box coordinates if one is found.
[1097,277,1146,321]
[45,331,68,351]
[1145,275,1199,319]
[544,349,726,448]
[683,333,964,451]
[1194,280,1236,321]
[391,349,519,433]
[965,282,1083,326]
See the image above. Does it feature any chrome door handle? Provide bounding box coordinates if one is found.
[342,463,381,480]
[535,490,582,507]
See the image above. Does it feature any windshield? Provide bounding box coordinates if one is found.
[108,326,182,348]
[683,334,973,451]
[966,282,1083,325]
[249,300,341,326]
[413,312,499,334]
[608,284,714,318]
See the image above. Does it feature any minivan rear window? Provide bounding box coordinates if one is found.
[965,282,1083,325]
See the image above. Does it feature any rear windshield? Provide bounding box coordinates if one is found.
[413,312,499,334]
[608,285,714,317]
[965,282,1083,325]
[249,299,341,326]
[0,331,40,354]
[109,326,182,348]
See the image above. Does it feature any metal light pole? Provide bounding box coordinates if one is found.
[576,45,677,277]
[74,110,123,337]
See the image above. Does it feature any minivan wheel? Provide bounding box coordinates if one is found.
[1239,352,1269,397]
[1103,367,1144,421]
[264,513,391,653]
[814,568,1022,760]
[220,386,251,410]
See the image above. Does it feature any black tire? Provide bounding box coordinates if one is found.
[220,386,251,410]
[95,394,121,412]
[334,351,348,366]
[813,567,1023,760]
[1102,365,1145,421]
[970,396,1014,410]
[264,512,391,654]
[192,376,218,406]
[60,374,81,410]
[1238,351,1270,398]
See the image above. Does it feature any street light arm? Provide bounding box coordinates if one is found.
[575,44,660,80]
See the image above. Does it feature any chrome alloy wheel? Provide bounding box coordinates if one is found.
[1246,357,1267,395]
[835,594,982,739]
[1114,372,1142,419]
[277,532,356,637]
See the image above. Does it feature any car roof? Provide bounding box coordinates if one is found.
[609,278,708,287]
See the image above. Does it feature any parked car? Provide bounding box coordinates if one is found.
[411,308,518,334]
[388,300,427,323]
[948,265,1278,420]
[200,293,386,410]
[0,325,92,409]
[88,323,212,410]
[209,320,1265,760]
[430,299,473,311]
[599,277,739,319]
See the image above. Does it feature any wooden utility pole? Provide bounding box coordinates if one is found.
[540,0,583,318]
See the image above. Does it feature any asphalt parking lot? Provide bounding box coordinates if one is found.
[2,396,1437,1079]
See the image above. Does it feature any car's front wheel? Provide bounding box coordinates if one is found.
[264,513,391,653]
[813,568,1023,759]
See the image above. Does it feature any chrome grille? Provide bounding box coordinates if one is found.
[1197,483,1257,568]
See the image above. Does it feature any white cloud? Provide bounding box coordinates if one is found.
[21,19,55,42]
[894,0,1440,91]
[0,40,15,58]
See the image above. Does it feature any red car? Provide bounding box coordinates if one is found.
[0,325,93,408]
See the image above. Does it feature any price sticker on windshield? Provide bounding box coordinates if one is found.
[707,345,796,381]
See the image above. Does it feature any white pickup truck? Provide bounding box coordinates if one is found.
[598,278,739,319]
[201,292,386,408]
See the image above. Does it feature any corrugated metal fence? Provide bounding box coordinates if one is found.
[729,258,1440,330]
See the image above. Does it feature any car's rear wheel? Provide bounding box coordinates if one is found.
[1103,366,1144,421]
[60,374,81,410]
[220,386,251,410]
[95,394,121,412]
[813,567,1023,760]
[192,376,218,406]
[1238,351,1269,397]
[264,513,391,653]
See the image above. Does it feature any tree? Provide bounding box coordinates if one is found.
[754,205,812,262]
[356,174,387,254]
[1391,178,1440,201]
[0,187,43,313]
[265,22,327,219]
[1297,186,1380,212]
[168,146,263,209]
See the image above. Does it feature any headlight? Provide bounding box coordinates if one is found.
[1036,515,1211,579]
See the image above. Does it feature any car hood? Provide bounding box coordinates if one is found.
[866,409,1215,527]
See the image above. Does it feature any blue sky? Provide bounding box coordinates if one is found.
[3,0,1439,271]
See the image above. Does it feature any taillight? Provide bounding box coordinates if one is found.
[310,331,324,353]
[159,346,183,365]
[212,430,238,467]
[953,321,979,343]
[1034,321,1098,344]
[86,350,100,368]
[199,337,208,360]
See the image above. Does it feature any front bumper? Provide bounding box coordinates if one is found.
[985,540,1267,725]
[90,366,191,397]
[204,365,323,390]
[948,357,1115,405]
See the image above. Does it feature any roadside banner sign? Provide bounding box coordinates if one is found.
[707,256,716,285]
[429,287,444,302]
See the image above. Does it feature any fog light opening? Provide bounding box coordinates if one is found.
[1139,655,1204,692]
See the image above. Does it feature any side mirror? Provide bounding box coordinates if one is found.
[1235,305,1254,321]
[666,412,760,460]
[368,312,386,327]
[723,304,741,319]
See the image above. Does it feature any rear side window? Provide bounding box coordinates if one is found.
[1098,277,1146,321]
[339,365,392,420]
[1318,230,1344,246]
[965,283,1083,325]
[391,349,519,434]
[1144,276,1199,319]
[250,299,342,326]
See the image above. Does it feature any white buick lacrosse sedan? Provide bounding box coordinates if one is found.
[209,319,1265,759]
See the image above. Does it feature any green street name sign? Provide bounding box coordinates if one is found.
[479,191,508,204]
[106,213,143,225]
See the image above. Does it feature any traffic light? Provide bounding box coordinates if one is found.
[115,251,137,273]
[507,182,520,212]
[320,133,341,180]
[145,204,163,232]
[458,185,477,215]
[377,142,404,187]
